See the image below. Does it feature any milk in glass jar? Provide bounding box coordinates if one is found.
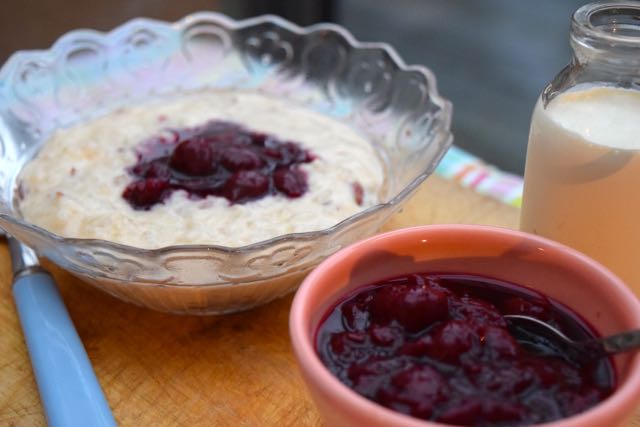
[520,1,640,296]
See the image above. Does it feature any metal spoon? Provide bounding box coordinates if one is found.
[5,234,116,427]
[504,314,640,360]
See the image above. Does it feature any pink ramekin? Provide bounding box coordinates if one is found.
[289,224,640,427]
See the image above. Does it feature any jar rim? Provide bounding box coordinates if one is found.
[572,1,640,47]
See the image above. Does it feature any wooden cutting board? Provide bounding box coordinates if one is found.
[0,175,633,426]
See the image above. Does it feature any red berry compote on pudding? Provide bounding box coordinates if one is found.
[16,90,384,248]
[122,120,317,209]
[316,273,615,426]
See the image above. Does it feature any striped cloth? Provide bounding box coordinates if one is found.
[435,146,523,208]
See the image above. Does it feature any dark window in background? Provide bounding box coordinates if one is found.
[1,0,584,174]
[332,0,585,175]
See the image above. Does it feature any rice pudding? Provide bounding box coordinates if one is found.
[17,90,384,249]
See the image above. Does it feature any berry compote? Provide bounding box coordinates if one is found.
[122,120,316,209]
[316,273,615,426]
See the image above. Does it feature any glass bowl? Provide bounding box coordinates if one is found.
[0,13,452,315]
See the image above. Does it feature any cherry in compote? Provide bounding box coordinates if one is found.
[122,120,316,210]
[316,273,615,427]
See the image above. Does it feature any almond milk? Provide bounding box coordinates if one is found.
[521,86,640,295]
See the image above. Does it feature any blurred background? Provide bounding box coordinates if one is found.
[0,0,586,174]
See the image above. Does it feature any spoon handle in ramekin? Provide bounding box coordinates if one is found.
[12,269,117,427]
[597,329,640,354]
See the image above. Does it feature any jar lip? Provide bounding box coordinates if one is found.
[572,1,640,46]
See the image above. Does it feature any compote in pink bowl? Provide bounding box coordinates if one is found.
[289,224,640,427]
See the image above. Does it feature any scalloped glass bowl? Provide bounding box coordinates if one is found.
[0,13,452,314]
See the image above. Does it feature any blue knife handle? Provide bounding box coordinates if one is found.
[12,271,117,427]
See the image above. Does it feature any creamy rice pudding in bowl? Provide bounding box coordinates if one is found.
[0,13,452,314]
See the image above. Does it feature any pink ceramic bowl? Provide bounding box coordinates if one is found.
[289,224,640,427]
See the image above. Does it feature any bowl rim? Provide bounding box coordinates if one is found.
[289,224,640,427]
[0,11,453,256]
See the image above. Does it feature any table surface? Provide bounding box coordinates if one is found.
[0,175,634,426]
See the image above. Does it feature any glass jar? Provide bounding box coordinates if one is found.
[520,1,640,297]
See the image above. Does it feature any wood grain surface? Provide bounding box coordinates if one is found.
[0,175,633,426]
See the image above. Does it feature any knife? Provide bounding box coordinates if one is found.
[8,236,117,427]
